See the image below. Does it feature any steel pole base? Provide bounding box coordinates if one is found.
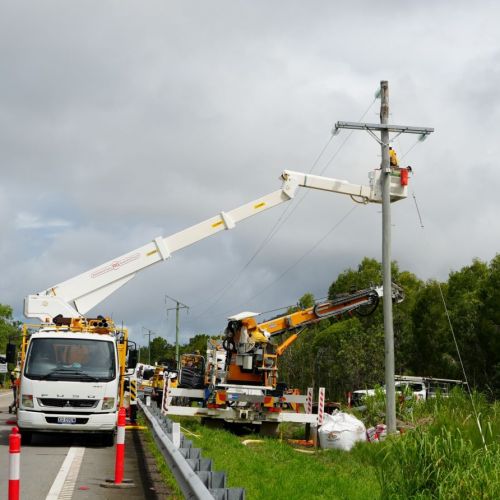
[100,478,135,489]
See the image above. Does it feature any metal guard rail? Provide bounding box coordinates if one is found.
[138,398,245,500]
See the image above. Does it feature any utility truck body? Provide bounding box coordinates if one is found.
[162,284,404,432]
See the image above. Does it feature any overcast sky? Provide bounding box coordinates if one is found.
[1,1,500,348]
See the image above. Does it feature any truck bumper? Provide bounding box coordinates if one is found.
[17,409,116,433]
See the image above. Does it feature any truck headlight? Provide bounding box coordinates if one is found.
[102,397,115,410]
[22,394,34,408]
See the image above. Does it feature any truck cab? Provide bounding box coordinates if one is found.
[15,320,129,445]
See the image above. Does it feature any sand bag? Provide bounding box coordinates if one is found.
[318,411,366,451]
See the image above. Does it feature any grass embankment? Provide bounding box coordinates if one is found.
[179,418,378,499]
[176,391,500,499]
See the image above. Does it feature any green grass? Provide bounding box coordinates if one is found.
[368,390,500,499]
[138,414,183,499]
[178,418,379,499]
[154,391,500,499]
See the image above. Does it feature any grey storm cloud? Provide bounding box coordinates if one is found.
[1,0,500,347]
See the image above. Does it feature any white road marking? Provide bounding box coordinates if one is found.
[46,447,85,500]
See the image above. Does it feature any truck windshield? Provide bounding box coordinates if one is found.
[24,338,116,382]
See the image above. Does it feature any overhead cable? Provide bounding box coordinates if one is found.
[192,96,377,319]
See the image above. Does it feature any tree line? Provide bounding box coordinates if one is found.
[279,255,500,400]
[135,255,500,401]
[2,254,499,399]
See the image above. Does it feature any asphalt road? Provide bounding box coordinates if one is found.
[0,391,154,499]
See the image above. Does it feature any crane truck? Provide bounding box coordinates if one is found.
[8,164,410,442]
[163,283,405,433]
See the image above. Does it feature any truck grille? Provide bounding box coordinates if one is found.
[38,398,99,409]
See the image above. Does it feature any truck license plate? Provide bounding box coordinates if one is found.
[57,417,77,424]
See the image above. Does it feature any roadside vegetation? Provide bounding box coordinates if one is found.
[0,304,20,353]
[137,254,500,402]
[4,252,500,496]
[176,390,500,499]
[178,417,379,499]
[0,304,21,386]
[373,390,500,498]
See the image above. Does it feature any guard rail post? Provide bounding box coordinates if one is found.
[9,426,21,500]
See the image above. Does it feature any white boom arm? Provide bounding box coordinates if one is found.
[25,168,407,321]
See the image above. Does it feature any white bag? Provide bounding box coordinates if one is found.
[318,411,366,451]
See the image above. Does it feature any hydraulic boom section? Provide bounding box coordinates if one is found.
[221,283,404,388]
[25,167,409,322]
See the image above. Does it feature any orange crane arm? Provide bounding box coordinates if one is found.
[276,333,300,356]
[239,286,390,357]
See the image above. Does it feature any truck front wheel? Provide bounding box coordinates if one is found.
[20,430,33,445]
[102,432,115,447]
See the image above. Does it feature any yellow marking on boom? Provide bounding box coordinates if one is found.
[254,202,266,209]
[146,250,158,257]
[212,220,224,228]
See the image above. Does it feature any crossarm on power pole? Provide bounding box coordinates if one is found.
[334,121,434,136]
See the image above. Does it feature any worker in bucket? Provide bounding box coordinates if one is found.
[389,147,399,167]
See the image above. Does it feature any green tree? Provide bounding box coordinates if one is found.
[328,257,383,298]
[0,304,21,354]
[141,336,175,365]
[181,334,211,355]
[312,317,385,399]
[477,254,500,396]
[409,280,453,377]
[297,292,315,310]
[279,324,320,391]
[393,270,424,374]
[328,257,421,376]
[169,255,500,401]
[446,258,489,385]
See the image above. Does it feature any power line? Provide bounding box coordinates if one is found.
[405,180,486,448]
[218,204,358,317]
[437,278,487,449]
[270,98,378,241]
[192,96,377,318]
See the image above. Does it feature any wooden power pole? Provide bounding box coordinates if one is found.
[335,81,433,433]
[165,295,189,367]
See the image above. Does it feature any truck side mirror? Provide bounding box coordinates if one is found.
[6,343,16,364]
[128,349,138,369]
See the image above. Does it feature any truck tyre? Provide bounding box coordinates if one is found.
[20,430,33,445]
[102,432,115,447]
